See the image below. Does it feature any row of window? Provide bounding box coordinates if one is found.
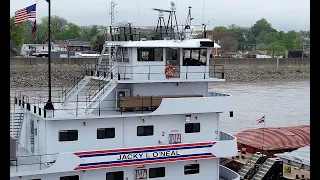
[136,47,208,66]
[59,123,200,142]
[30,164,199,180]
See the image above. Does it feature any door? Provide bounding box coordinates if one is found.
[165,48,180,78]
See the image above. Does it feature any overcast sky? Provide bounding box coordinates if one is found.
[10,0,310,32]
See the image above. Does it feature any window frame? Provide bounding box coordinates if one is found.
[137,125,154,136]
[184,164,200,175]
[149,167,165,178]
[137,47,163,61]
[97,127,116,139]
[182,48,207,66]
[106,171,124,180]
[60,175,79,180]
[185,123,200,133]
[59,130,78,142]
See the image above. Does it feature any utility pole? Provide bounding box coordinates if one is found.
[44,0,54,110]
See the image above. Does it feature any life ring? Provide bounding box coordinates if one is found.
[164,65,176,78]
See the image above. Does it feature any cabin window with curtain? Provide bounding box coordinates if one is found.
[59,130,78,141]
[137,48,163,61]
[137,125,154,136]
[106,171,124,180]
[184,164,200,175]
[60,175,79,180]
[185,123,200,133]
[183,48,207,66]
[97,128,115,139]
[149,167,165,178]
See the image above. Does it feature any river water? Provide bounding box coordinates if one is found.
[209,80,310,134]
[10,80,310,135]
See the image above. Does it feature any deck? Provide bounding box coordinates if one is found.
[10,145,54,173]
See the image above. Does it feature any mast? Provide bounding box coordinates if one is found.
[44,0,54,110]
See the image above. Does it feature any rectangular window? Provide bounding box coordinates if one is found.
[184,164,200,175]
[185,123,200,133]
[106,171,124,180]
[149,167,165,178]
[97,128,115,139]
[60,175,79,180]
[29,179,41,180]
[183,48,207,66]
[123,48,129,62]
[137,126,154,136]
[137,48,163,61]
[59,130,78,141]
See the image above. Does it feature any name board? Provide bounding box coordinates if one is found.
[169,133,181,144]
[135,169,147,180]
[117,150,180,160]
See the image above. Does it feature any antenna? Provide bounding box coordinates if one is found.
[182,6,193,39]
[152,8,171,39]
[110,1,117,27]
[166,1,179,40]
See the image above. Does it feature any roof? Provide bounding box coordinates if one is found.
[275,146,310,166]
[105,39,221,48]
[235,125,310,150]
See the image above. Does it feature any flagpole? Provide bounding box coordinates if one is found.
[44,0,54,110]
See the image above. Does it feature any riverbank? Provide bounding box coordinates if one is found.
[10,65,309,88]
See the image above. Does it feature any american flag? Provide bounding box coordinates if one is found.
[256,115,265,124]
[14,4,36,24]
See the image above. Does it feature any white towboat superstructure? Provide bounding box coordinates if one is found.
[10,36,240,180]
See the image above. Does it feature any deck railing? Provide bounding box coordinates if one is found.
[11,91,230,118]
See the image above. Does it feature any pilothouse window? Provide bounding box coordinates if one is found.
[183,48,207,66]
[137,48,163,61]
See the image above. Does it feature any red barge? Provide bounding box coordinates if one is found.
[235,125,310,157]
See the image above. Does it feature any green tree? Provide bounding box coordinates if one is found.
[251,18,276,37]
[266,41,286,57]
[10,17,27,55]
[293,37,304,50]
[219,37,238,51]
[80,25,99,41]
[213,26,228,32]
[281,30,297,50]
[57,23,81,40]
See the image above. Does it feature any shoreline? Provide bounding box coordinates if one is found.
[10,66,309,88]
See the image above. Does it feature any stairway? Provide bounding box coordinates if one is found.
[62,76,91,105]
[84,79,118,114]
[10,112,24,141]
[238,153,264,179]
[252,158,279,180]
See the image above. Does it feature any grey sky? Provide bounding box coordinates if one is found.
[10,0,310,32]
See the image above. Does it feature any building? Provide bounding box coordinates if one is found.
[55,40,93,52]
[20,43,66,56]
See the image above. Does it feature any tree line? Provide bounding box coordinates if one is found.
[10,16,310,57]
[212,18,310,57]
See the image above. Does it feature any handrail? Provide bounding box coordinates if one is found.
[85,65,118,107]
[61,63,92,101]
